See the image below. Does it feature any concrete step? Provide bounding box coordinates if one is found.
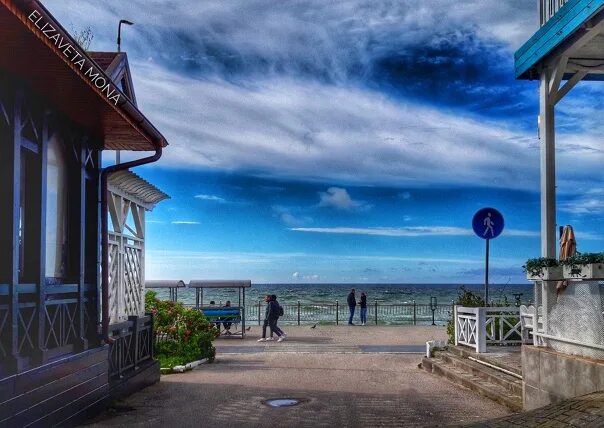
[437,351,522,396]
[421,355,523,412]
[448,345,522,377]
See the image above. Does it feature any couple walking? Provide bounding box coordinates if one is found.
[258,294,287,342]
[347,288,368,325]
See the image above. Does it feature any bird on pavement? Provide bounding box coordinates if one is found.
[246,326,251,331]
[310,324,316,329]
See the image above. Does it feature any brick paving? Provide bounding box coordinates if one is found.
[466,391,604,427]
[87,351,512,427]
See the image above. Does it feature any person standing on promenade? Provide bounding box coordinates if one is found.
[359,292,367,326]
[347,288,356,325]
[270,294,287,342]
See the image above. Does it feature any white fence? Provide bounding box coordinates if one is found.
[454,306,524,353]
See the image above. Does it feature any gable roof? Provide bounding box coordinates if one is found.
[89,52,137,106]
[0,0,167,151]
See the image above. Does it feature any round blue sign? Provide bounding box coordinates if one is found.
[472,208,504,239]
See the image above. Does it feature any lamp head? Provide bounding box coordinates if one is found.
[120,19,134,26]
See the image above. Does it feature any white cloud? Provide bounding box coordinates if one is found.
[44,1,602,193]
[559,188,604,215]
[272,205,313,227]
[290,226,539,237]
[171,221,201,225]
[318,187,370,211]
[195,194,227,203]
[131,69,544,189]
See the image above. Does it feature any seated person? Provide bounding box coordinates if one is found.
[222,300,233,335]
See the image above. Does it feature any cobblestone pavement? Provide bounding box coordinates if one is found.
[466,391,604,427]
[87,352,512,427]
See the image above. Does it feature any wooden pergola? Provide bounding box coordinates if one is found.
[107,171,169,323]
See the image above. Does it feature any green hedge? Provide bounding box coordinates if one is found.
[145,291,218,368]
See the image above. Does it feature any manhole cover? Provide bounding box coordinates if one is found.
[263,398,304,408]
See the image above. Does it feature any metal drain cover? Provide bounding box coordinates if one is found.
[263,398,303,408]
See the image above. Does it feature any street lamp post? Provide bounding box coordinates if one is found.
[117,19,134,53]
[116,19,133,164]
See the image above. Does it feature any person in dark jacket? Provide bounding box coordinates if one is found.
[359,292,367,326]
[258,294,282,342]
[270,294,287,342]
[347,288,356,325]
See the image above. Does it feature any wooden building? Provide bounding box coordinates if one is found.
[0,0,168,425]
[515,0,604,410]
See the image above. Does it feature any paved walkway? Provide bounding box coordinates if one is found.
[467,391,604,427]
[87,326,512,427]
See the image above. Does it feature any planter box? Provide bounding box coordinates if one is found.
[563,263,604,280]
[526,266,563,281]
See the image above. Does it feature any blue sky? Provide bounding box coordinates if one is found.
[46,1,603,283]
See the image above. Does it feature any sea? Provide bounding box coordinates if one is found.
[150,283,534,307]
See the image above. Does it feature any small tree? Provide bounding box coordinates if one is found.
[72,27,94,51]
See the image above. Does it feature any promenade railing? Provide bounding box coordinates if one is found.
[232,301,455,326]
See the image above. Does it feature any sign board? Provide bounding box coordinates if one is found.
[472,208,504,240]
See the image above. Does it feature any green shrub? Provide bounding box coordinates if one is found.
[560,252,604,266]
[522,257,559,277]
[145,291,218,368]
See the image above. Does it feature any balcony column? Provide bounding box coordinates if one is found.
[539,69,557,258]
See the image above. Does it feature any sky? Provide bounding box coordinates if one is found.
[45,1,603,284]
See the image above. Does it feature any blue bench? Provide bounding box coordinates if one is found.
[200,307,242,336]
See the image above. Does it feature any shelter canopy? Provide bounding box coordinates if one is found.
[189,280,252,289]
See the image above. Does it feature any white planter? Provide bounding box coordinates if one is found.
[526,266,563,281]
[563,263,604,280]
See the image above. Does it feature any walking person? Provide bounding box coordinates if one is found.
[347,288,356,325]
[257,294,282,342]
[270,294,287,342]
[359,292,367,326]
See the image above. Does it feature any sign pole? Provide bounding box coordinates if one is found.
[485,238,490,305]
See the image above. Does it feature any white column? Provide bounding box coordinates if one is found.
[539,71,557,258]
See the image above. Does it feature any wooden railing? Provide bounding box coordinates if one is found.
[0,283,97,375]
[540,0,570,26]
[454,306,525,353]
[108,314,154,378]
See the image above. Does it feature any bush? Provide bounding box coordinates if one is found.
[560,252,604,266]
[145,291,218,368]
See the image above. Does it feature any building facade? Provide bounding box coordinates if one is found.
[0,0,168,425]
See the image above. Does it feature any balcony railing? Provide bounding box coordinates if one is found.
[454,306,525,353]
[540,0,569,26]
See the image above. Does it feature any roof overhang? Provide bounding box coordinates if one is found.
[145,280,186,289]
[515,0,604,81]
[108,170,170,211]
[0,0,168,151]
[188,280,252,289]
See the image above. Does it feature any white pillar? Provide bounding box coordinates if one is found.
[539,71,557,258]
